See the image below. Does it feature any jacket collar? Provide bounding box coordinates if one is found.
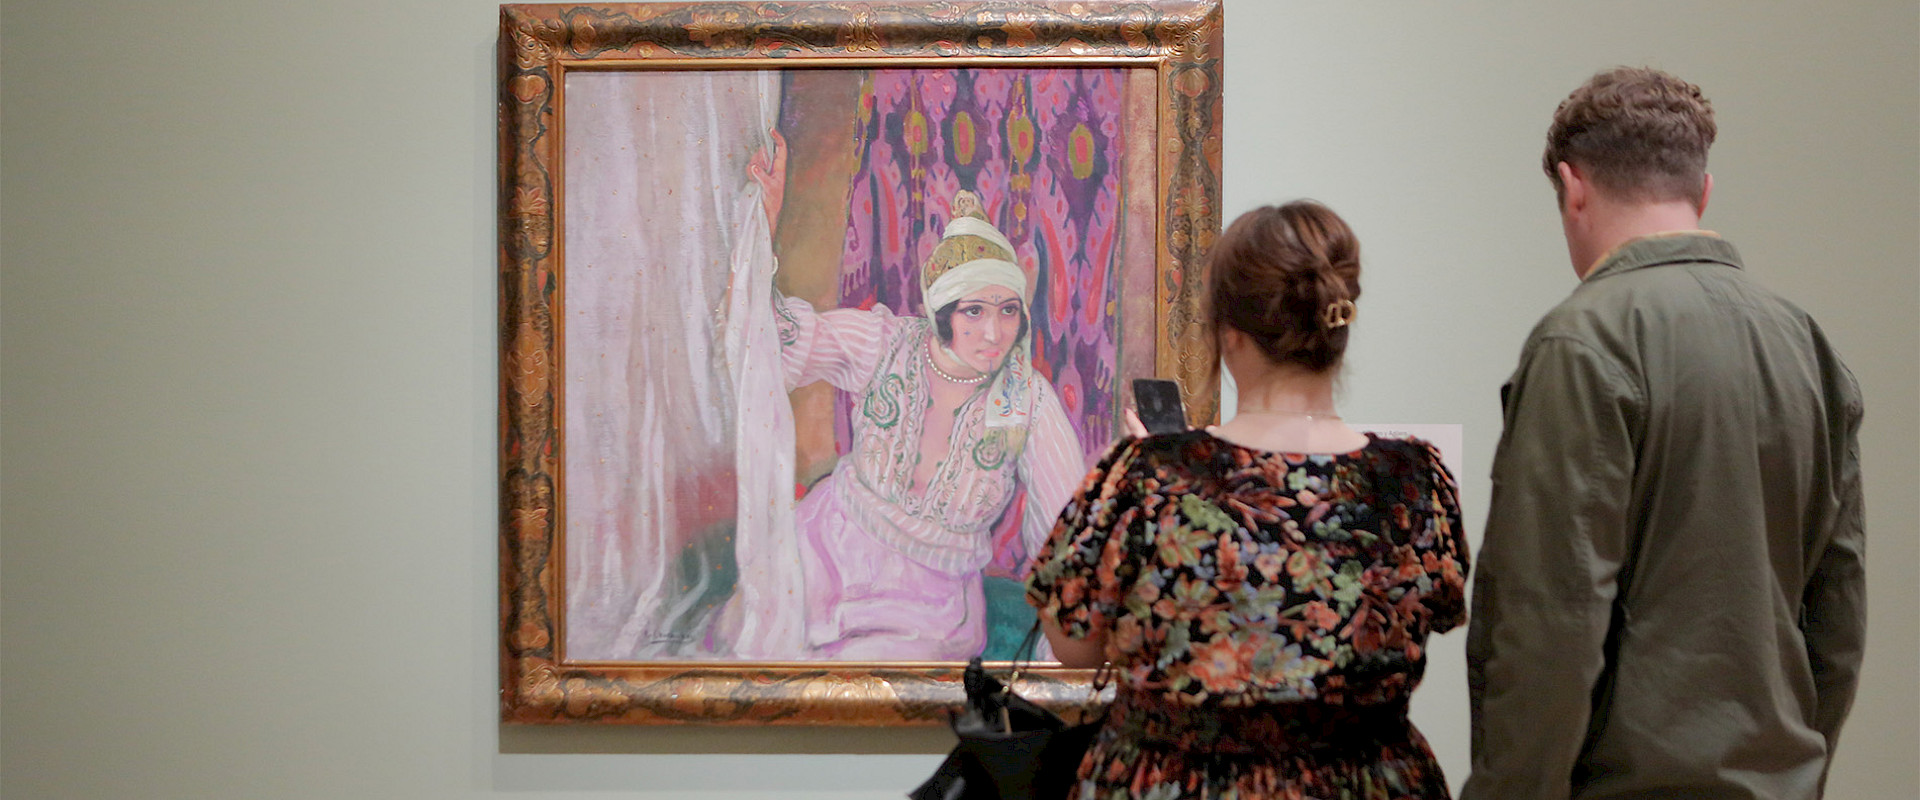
[1583,231,1743,282]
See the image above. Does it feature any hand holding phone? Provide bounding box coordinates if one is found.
[1131,378,1188,436]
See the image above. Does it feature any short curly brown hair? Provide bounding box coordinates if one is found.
[1544,67,1716,206]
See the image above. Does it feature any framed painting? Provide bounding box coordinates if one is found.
[500,0,1222,724]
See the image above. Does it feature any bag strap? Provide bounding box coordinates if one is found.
[1010,620,1045,673]
[1007,619,1114,720]
[1001,620,1045,731]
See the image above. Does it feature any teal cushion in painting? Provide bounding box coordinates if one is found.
[980,574,1038,661]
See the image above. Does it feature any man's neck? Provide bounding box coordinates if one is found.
[1576,199,1703,278]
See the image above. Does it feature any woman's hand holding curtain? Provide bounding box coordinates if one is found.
[748,127,789,234]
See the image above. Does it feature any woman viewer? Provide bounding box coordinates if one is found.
[1027,201,1471,799]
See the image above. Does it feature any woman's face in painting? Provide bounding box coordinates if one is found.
[948,287,1024,375]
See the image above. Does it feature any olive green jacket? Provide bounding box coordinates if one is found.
[1463,233,1865,800]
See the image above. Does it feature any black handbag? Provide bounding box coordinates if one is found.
[909,629,1111,800]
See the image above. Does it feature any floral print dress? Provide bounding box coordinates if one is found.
[1026,431,1469,800]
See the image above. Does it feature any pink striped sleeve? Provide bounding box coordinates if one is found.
[1016,379,1095,562]
[777,297,898,393]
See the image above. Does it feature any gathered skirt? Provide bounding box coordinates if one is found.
[1072,691,1452,800]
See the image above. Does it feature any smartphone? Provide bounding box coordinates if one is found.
[1132,378,1188,436]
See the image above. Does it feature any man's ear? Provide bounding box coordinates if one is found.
[1697,172,1713,217]
[1556,161,1589,214]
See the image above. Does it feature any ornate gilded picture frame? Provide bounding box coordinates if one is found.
[499,0,1222,724]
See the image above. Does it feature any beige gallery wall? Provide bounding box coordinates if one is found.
[2,1,1914,798]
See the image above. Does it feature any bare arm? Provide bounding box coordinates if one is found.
[1043,616,1107,669]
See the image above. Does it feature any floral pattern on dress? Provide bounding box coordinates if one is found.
[1026,431,1470,799]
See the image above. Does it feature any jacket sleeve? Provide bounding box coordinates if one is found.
[1803,366,1866,776]
[1462,336,1642,800]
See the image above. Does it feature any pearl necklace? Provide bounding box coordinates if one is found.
[924,346,987,384]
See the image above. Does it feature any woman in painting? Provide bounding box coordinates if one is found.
[716,131,1086,661]
[1026,202,1471,798]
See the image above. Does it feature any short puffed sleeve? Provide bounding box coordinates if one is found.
[1024,438,1144,639]
[1409,439,1469,633]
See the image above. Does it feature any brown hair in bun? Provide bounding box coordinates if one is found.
[1205,200,1361,373]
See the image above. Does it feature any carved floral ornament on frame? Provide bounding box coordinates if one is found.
[499,0,1222,725]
